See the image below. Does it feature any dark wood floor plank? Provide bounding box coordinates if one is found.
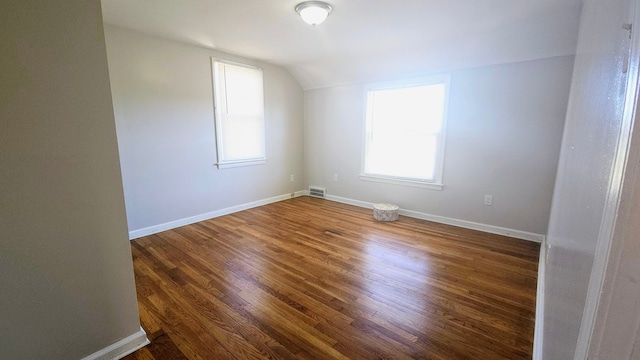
[123,196,539,360]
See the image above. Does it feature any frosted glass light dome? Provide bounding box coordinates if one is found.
[295,1,332,26]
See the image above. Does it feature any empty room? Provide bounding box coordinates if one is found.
[2,0,640,359]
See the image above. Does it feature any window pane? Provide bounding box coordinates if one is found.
[368,135,437,180]
[222,63,264,116]
[364,79,447,183]
[221,115,265,161]
[213,60,266,166]
[371,84,445,134]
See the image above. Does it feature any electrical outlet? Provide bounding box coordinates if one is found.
[290,174,295,182]
[484,195,493,206]
[334,174,339,182]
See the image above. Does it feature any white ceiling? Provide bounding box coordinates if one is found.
[101,0,583,90]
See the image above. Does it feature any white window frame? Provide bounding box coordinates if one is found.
[211,58,266,169]
[360,75,451,190]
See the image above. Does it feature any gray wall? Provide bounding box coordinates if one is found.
[304,56,573,236]
[0,1,142,359]
[542,0,636,357]
[104,26,305,233]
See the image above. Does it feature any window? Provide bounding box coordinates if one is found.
[361,75,450,190]
[212,59,266,168]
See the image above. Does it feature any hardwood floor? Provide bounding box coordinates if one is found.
[122,196,540,360]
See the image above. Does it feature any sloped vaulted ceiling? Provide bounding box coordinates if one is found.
[101,0,583,90]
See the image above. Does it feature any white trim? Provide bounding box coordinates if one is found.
[215,158,266,169]
[129,191,545,243]
[80,327,149,360]
[294,190,309,197]
[325,194,545,243]
[533,238,547,360]
[211,58,266,168]
[129,192,305,239]
[575,1,640,357]
[325,194,373,209]
[359,174,444,190]
[361,74,451,189]
[211,58,262,71]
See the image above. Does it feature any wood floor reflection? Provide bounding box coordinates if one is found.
[123,196,539,360]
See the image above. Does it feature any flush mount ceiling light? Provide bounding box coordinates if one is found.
[295,1,333,26]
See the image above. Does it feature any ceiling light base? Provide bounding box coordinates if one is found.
[295,1,333,26]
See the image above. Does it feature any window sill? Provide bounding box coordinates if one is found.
[216,159,266,169]
[359,174,444,190]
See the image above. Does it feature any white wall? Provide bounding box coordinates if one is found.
[0,1,143,359]
[586,121,640,358]
[304,56,573,236]
[542,0,637,357]
[104,26,305,234]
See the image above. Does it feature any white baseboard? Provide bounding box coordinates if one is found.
[533,239,547,360]
[324,194,545,243]
[129,191,545,243]
[129,192,304,239]
[80,327,149,360]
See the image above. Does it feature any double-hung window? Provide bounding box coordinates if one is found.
[361,75,450,189]
[212,59,266,168]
